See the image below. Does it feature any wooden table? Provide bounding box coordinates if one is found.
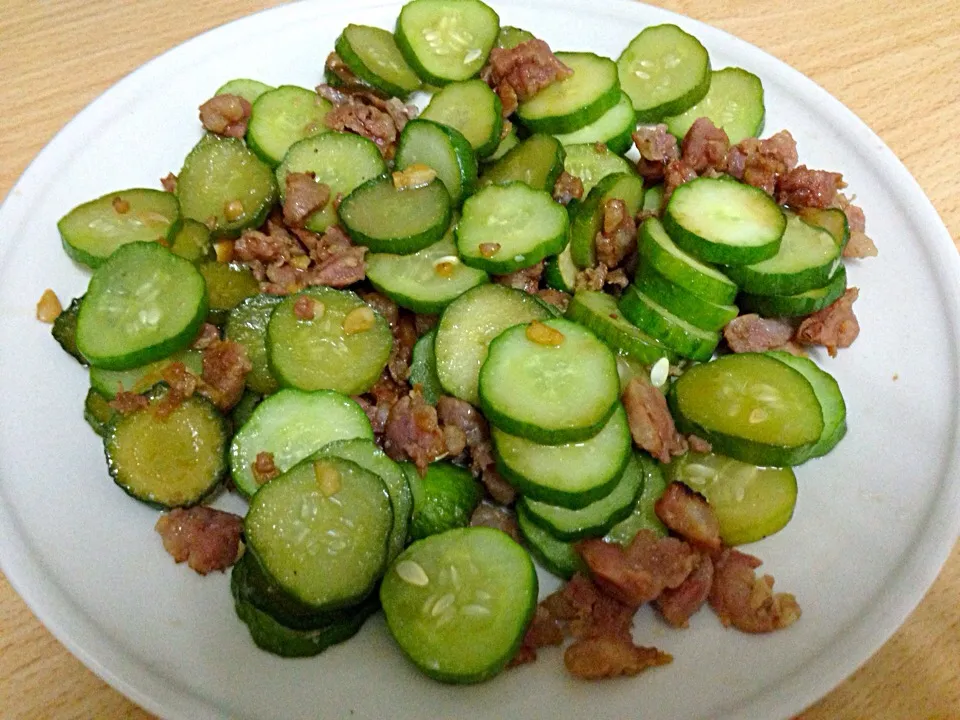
[1,1,958,717]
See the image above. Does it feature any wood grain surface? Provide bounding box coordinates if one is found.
[1,1,958,718]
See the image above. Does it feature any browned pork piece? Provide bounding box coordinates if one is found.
[382,387,446,473]
[633,124,680,182]
[318,84,416,160]
[198,93,251,138]
[709,548,801,633]
[723,313,796,354]
[621,376,687,463]
[794,287,860,356]
[552,171,584,205]
[481,38,573,116]
[654,482,722,554]
[282,172,330,228]
[155,507,243,575]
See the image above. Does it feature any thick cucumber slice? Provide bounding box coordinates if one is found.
[798,207,850,252]
[483,123,519,163]
[479,134,565,192]
[562,142,634,195]
[51,296,84,364]
[83,388,116,438]
[267,286,393,395]
[738,264,847,317]
[197,261,260,325]
[569,171,645,269]
[276,132,387,233]
[225,294,282,395]
[496,25,534,49]
[380,527,537,684]
[724,213,842,296]
[230,388,373,498]
[479,318,620,444]
[617,24,711,122]
[215,78,274,104]
[335,25,421,98]
[76,243,208,370]
[406,462,482,540]
[634,266,739,332]
[230,389,262,431]
[246,456,393,612]
[664,177,786,265]
[516,504,586,580]
[410,329,443,404]
[89,348,203,399]
[666,451,797,546]
[435,284,551,405]
[456,182,568,273]
[247,85,333,167]
[664,67,765,144]
[58,188,181,268]
[605,452,669,543]
[639,216,738,305]
[395,0,500,86]
[544,246,577,293]
[553,91,636,155]
[366,230,488,314]
[105,388,227,508]
[395,119,478,206]
[421,79,503,157]
[566,289,679,365]
[766,350,847,459]
[519,453,643,540]
[339,175,452,254]
[492,404,631,509]
[668,353,824,466]
[517,52,620,134]
[177,135,278,238]
[618,285,720,361]
[169,218,214,264]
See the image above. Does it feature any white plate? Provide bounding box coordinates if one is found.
[1,1,959,718]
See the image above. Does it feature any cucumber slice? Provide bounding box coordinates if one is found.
[456,182,568,273]
[395,0,500,86]
[517,52,620,134]
[479,318,619,444]
[544,246,577,293]
[335,25,422,98]
[435,284,551,405]
[639,216,738,305]
[267,286,393,394]
[604,452,669,543]
[664,176,786,265]
[483,123,519,163]
[496,26,534,50]
[215,78,274,104]
[565,289,679,365]
[169,218,214,264]
[406,461,482,540]
[339,175,452,254]
[197,261,260,325]
[724,213,842,296]
[516,504,586,580]
[492,404,631,509]
[553,91,636,155]
[276,132,387,233]
[177,135,278,238]
[666,451,797,546]
[89,348,203,399]
[247,85,332,167]
[395,119,478,206]
[569,171,645,269]
[230,389,262,431]
[668,353,824,466]
[51,296,84,364]
[105,388,227,508]
[421,79,503,157]
[225,294,283,395]
[798,207,850,252]
[409,329,443,404]
[58,188,181,269]
[738,264,847,318]
[643,184,664,213]
[83,387,116,438]
[479,134,565,192]
[76,243,208,370]
[519,452,643,540]
[246,456,393,612]
[664,67,765,145]
[366,230,488,314]
[562,142,634,195]
[634,265,739,332]
[618,285,720,361]
[380,527,537,684]
[617,24,711,122]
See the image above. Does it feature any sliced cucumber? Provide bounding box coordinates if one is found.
[247,85,333,167]
[409,329,443,404]
[406,461,482,540]
[169,218,214,264]
[197,261,260,325]
[643,184,664,213]
[562,142,634,195]
[395,119,478,206]
[664,67,765,145]
[604,452,669,543]
[380,527,537,684]
[738,264,847,317]
[634,265,739,332]
[618,285,720,361]
[798,207,850,252]
[516,504,586,580]
[225,294,283,395]
[496,25,534,50]
[553,91,636,155]
[544,246,577,293]
[517,52,620,134]
[479,134,565,192]
[51,296,84,364]
[215,78,274,104]
[335,24,421,98]
[89,348,203,399]
[421,79,503,157]
[483,123,519,163]
[569,171,645,269]
[83,387,116,438]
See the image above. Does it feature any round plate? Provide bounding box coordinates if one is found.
[1,1,959,719]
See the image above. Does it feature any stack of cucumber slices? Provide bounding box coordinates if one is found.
[48,0,857,687]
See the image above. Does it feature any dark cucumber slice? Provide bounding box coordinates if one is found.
[517,52,620,134]
[51,296,85,364]
[339,175,451,254]
[553,91,636,155]
[617,24,711,122]
[456,182,568,273]
[798,207,850,252]
[58,188,181,268]
[562,142,634,195]
[738,264,847,317]
[395,119,478,207]
[215,78,275,104]
[492,405,632,509]
[664,176,786,265]
[479,134,566,192]
[666,450,797,546]
[267,286,393,395]
[569,171,645,269]
[664,67,765,145]
[618,285,720,361]
[633,265,739,332]
[380,527,537,684]
[247,85,333,167]
[335,25,421,98]
[83,388,117,438]
[89,348,203,399]
[198,261,260,325]
[105,387,228,508]
[177,135,278,238]
[479,318,620,445]
[409,329,443,404]
[225,294,283,395]
[421,79,503,157]
[516,504,586,580]
[169,218,214,264]
[395,0,500,86]
[76,243,208,370]
[229,388,373,498]
[605,452,669,543]
[406,461,482,540]
[668,352,824,466]
[246,456,393,613]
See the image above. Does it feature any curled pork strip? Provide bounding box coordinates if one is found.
[155,507,243,575]
[680,117,730,174]
[776,165,844,209]
[621,376,687,464]
[564,637,672,680]
[708,548,801,633]
[382,387,446,474]
[633,124,680,182]
[495,261,544,295]
[552,171,584,205]
[282,172,330,228]
[318,84,416,161]
[481,39,573,116]
[654,482,722,554]
[595,198,637,270]
[198,93,251,138]
[723,313,796,354]
[794,287,860,356]
[655,553,714,628]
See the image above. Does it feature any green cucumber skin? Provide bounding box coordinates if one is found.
[395,119,479,207]
[617,286,719,362]
[569,172,646,269]
[516,504,586,581]
[335,25,421,98]
[634,266,739,332]
[409,329,443,405]
[51,296,86,365]
[479,134,566,193]
[421,79,503,158]
[664,67,766,145]
[737,265,847,318]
